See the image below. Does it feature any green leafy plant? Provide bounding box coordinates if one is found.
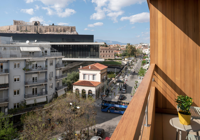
[175,95,193,115]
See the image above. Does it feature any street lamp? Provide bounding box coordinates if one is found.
[70,102,80,139]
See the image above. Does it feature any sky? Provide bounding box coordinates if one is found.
[0,0,150,44]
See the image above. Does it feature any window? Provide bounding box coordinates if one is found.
[14,90,20,96]
[14,76,20,82]
[29,52,34,56]
[32,77,37,82]
[93,75,96,80]
[83,74,86,80]
[14,63,20,68]
[32,88,37,95]
[14,103,20,109]
[50,83,53,89]
[49,72,53,80]
[32,62,37,69]
[45,50,47,55]
[50,60,53,66]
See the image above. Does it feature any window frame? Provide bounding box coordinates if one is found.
[14,89,20,96]
[14,76,20,82]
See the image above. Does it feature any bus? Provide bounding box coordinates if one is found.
[101,100,129,115]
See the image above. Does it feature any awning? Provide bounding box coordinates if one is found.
[26,99,35,105]
[57,89,65,96]
[20,47,41,52]
[36,97,46,103]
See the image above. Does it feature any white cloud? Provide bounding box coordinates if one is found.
[25,0,35,3]
[108,0,146,11]
[132,26,135,29]
[58,22,68,26]
[84,28,89,30]
[35,5,39,10]
[57,8,76,17]
[88,22,103,27]
[90,0,146,22]
[117,25,126,30]
[107,11,124,23]
[90,9,106,20]
[91,29,94,31]
[120,12,150,24]
[144,37,150,40]
[30,16,44,23]
[21,8,34,15]
[42,7,54,15]
[136,35,140,38]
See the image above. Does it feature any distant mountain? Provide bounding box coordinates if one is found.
[94,39,127,45]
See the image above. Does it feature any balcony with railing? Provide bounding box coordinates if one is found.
[55,63,66,69]
[0,69,9,75]
[25,79,47,86]
[55,84,67,91]
[0,84,9,89]
[24,91,47,99]
[0,98,8,103]
[23,66,47,73]
[55,74,67,80]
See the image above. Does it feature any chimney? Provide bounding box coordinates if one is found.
[89,66,91,69]
[80,66,82,69]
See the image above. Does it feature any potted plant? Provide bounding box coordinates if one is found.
[175,95,193,125]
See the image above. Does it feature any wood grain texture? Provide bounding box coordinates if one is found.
[150,0,200,111]
[110,64,155,140]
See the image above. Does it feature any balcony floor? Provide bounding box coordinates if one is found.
[154,113,200,140]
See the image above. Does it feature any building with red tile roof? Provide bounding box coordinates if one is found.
[73,63,107,99]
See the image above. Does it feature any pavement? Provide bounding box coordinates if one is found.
[92,59,143,139]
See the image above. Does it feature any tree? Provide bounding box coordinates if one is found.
[0,112,18,140]
[127,44,137,57]
[138,68,146,77]
[104,42,108,47]
[20,95,96,140]
[142,60,147,65]
[63,71,79,91]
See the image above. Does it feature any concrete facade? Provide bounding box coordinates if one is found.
[0,39,67,113]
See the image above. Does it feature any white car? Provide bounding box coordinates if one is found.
[90,136,102,140]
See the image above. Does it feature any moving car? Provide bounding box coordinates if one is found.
[96,128,105,138]
[121,88,126,94]
[90,136,102,140]
[118,94,126,100]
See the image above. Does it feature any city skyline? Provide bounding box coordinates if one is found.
[0,0,150,44]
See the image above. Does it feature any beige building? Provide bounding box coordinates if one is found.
[0,20,78,34]
[100,47,118,59]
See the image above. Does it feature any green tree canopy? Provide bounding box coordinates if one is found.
[0,112,18,140]
[126,44,137,57]
[138,68,146,77]
[63,71,79,91]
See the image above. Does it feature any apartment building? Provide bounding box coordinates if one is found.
[0,37,67,114]
[73,63,107,99]
[100,47,118,59]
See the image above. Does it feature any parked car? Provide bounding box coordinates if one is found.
[121,88,126,94]
[105,137,110,140]
[118,94,126,100]
[90,136,102,140]
[96,128,105,138]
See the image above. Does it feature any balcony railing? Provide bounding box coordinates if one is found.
[0,52,62,58]
[55,74,68,79]
[56,63,66,68]
[55,84,67,91]
[111,64,155,140]
[0,69,9,74]
[25,79,47,85]
[24,67,47,73]
[0,84,9,89]
[0,98,8,103]
[24,91,47,99]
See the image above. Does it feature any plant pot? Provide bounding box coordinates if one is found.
[178,111,191,125]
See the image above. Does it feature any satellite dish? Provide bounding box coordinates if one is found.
[35,40,37,42]
[26,40,29,44]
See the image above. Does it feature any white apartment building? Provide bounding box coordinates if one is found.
[73,63,107,99]
[0,37,67,113]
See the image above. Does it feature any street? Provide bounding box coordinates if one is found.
[93,59,142,138]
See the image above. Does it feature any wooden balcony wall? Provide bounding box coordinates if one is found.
[149,0,200,113]
[111,64,155,140]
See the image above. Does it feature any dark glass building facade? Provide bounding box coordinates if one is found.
[52,45,99,58]
[0,33,101,59]
[0,33,93,42]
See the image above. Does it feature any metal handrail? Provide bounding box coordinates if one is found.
[55,74,68,79]
[0,69,9,73]
[24,67,47,72]
[0,98,8,103]
[0,84,9,88]
[55,84,67,90]
[24,91,47,98]
[25,79,47,85]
